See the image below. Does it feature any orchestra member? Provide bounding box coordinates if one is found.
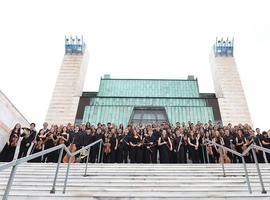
[188,131,199,163]
[129,129,143,163]
[158,129,172,163]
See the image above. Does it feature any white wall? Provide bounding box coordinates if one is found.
[0,90,29,152]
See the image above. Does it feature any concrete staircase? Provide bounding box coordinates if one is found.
[0,163,270,199]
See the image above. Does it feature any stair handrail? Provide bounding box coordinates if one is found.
[204,139,252,194]
[204,139,270,194]
[0,139,103,200]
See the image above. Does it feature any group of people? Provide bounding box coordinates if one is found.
[0,121,270,164]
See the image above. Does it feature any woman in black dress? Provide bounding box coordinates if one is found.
[173,129,185,163]
[235,129,245,163]
[109,128,118,163]
[212,131,225,163]
[143,128,157,163]
[158,129,172,163]
[188,131,199,163]
[0,123,21,162]
[129,129,142,163]
[0,132,19,162]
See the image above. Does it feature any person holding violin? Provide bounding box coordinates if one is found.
[158,129,172,163]
[0,124,20,162]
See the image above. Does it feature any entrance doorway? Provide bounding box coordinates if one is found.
[129,106,168,125]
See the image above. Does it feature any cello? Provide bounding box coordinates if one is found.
[63,138,77,163]
[104,137,111,155]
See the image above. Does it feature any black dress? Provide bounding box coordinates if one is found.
[143,134,157,163]
[116,135,126,163]
[174,136,185,163]
[130,136,142,163]
[159,137,170,163]
[109,136,117,163]
[0,143,16,162]
[0,133,19,162]
[189,137,199,163]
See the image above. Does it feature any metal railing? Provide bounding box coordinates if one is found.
[1,138,270,199]
[0,139,103,200]
[204,139,270,194]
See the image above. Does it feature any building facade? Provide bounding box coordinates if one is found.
[76,75,221,126]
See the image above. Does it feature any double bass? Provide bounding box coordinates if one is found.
[63,138,77,163]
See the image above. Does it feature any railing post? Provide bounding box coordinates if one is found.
[84,147,91,177]
[202,145,205,163]
[242,156,252,194]
[3,165,18,200]
[251,148,267,194]
[63,157,72,194]
[206,144,210,164]
[220,148,226,177]
[263,151,268,164]
[98,141,102,163]
[50,147,64,194]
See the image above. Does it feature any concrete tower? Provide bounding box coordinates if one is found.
[210,38,252,126]
[45,36,89,125]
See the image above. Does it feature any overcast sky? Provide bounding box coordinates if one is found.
[0,0,269,130]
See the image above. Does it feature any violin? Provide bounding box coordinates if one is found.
[35,140,43,150]
[63,138,77,163]
[207,145,214,156]
[58,135,66,145]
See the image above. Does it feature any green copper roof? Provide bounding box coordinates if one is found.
[83,106,134,126]
[165,106,214,124]
[82,76,215,125]
[90,97,206,107]
[82,105,214,126]
[98,78,200,98]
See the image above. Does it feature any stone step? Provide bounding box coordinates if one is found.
[2,191,270,200]
[0,163,270,199]
[0,187,266,192]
